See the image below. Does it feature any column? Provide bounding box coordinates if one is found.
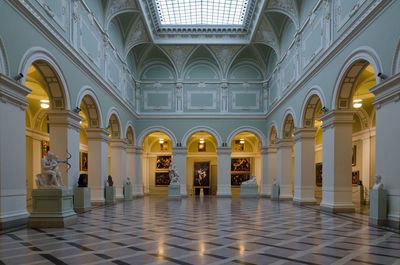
[217,147,231,197]
[125,145,136,184]
[0,75,31,230]
[320,110,355,213]
[221,82,228,112]
[361,130,371,192]
[261,146,277,197]
[276,139,293,200]
[172,147,187,196]
[86,128,109,205]
[47,110,82,188]
[110,139,127,200]
[176,82,183,113]
[135,147,144,197]
[260,147,269,196]
[370,77,400,229]
[293,128,317,205]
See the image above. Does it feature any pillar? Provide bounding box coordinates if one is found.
[126,145,136,185]
[320,110,355,213]
[260,147,269,196]
[217,147,231,197]
[47,110,82,188]
[172,147,187,196]
[135,147,143,197]
[276,139,293,200]
[361,130,372,192]
[109,139,127,200]
[86,128,109,205]
[293,128,317,205]
[0,75,31,230]
[262,146,277,197]
[370,77,400,229]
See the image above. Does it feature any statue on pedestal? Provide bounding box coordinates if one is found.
[125,177,131,185]
[78,174,88,187]
[107,175,114,186]
[242,175,257,185]
[35,152,65,188]
[168,164,180,184]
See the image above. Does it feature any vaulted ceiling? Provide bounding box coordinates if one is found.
[85,0,318,81]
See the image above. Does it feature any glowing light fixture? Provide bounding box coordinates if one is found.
[239,138,245,144]
[159,138,164,144]
[40,99,50,109]
[353,98,362,108]
[199,138,205,144]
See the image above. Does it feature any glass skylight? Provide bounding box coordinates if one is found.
[154,0,249,26]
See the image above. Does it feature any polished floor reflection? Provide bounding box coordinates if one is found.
[0,197,399,265]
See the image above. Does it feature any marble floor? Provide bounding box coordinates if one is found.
[0,197,399,265]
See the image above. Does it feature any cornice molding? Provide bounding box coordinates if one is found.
[0,73,31,110]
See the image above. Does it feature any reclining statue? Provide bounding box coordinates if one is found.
[168,164,180,184]
[242,175,257,185]
[35,152,65,188]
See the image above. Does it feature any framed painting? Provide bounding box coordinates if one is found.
[156,155,172,170]
[352,171,360,186]
[352,145,357,166]
[193,162,210,187]
[155,172,170,186]
[231,173,250,186]
[81,152,88,171]
[315,162,322,187]
[41,140,49,158]
[231,158,251,172]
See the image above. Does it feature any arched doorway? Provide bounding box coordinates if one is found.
[230,132,262,197]
[278,113,295,199]
[186,132,218,196]
[142,132,173,195]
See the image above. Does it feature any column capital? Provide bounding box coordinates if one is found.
[370,73,400,107]
[217,146,231,155]
[86,128,110,142]
[276,138,293,148]
[135,146,143,155]
[320,110,354,129]
[172,146,187,155]
[109,138,127,149]
[126,144,137,152]
[261,145,277,154]
[47,110,82,132]
[0,74,31,110]
[293,128,317,142]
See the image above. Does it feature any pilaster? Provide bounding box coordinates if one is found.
[217,147,231,197]
[109,139,127,200]
[172,147,187,196]
[276,138,293,200]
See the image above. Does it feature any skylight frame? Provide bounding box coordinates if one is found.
[147,0,258,34]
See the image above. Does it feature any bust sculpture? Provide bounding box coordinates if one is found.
[372,175,383,190]
[35,152,65,188]
[107,175,114,186]
[242,175,257,185]
[168,164,180,184]
[78,174,88,187]
[126,177,131,185]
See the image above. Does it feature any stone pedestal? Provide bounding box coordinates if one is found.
[369,189,387,226]
[105,186,116,205]
[124,184,133,201]
[240,184,259,198]
[168,184,181,199]
[28,188,77,228]
[271,184,280,201]
[73,187,91,213]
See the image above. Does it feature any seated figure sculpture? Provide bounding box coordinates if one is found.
[168,164,180,184]
[126,177,131,185]
[242,175,257,185]
[35,152,65,188]
[372,175,383,190]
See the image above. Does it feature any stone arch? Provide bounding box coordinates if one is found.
[76,86,103,128]
[0,37,9,75]
[226,126,267,147]
[393,39,400,75]
[300,87,326,128]
[331,46,383,110]
[354,108,370,131]
[137,126,178,147]
[181,126,222,147]
[281,108,296,139]
[32,108,48,132]
[106,108,122,139]
[124,121,136,145]
[18,47,71,110]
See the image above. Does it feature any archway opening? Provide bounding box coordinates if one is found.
[142,132,173,195]
[186,132,218,196]
[230,132,262,197]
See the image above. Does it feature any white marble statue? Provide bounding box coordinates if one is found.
[168,164,180,184]
[35,152,65,188]
[242,175,257,185]
[273,178,279,186]
[372,175,383,190]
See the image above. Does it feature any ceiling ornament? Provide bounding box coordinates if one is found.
[108,0,137,15]
[161,46,194,74]
[126,20,149,47]
[209,46,241,73]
